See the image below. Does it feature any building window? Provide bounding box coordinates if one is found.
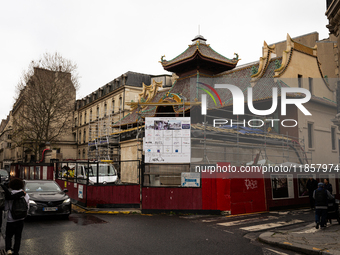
[75,117,78,127]
[308,123,313,148]
[80,114,82,126]
[83,149,86,159]
[119,97,122,111]
[84,111,87,124]
[331,127,336,150]
[78,150,81,159]
[90,110,92,122]
[7,134,12,139]
[7,143,11,148]
[309,77,313,95]
[112,100,115,114]
[79,131,81,144]
[104,103,107,117]
[83,130,86,144]
[97,106,99,119]
[298,74,303,88]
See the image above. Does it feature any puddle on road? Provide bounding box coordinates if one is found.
[68,214,107,225]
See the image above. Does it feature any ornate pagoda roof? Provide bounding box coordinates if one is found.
[160,35,239,75]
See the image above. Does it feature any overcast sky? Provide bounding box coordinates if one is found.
[0,0,331,121]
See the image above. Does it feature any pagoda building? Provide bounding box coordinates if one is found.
[160,35,239,77]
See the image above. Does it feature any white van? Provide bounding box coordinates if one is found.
[76,163,118,184]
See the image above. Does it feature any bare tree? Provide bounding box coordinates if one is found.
[12,52,80,162]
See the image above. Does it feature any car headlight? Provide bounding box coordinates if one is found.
[63,198,71,204]
[29,200,36,205]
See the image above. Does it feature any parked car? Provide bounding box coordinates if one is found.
[24,180,71,218]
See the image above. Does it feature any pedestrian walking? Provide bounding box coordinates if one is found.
[4,178,29,255]
[0,181,25,235]
[323,178,333,194]
[306,175,318,209]
[313,182,334,229]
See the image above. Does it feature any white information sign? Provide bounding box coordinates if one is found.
[78,185,83,199]
[144,117,191,163]
[181,172,200,187]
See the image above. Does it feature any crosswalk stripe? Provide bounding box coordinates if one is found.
[201,217,234,223]
[264,248,288,255]
[269,211,289,215]
[239,219,304,231]
[216,216,278,227]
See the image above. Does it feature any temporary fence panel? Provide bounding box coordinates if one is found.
[56,179,87,207]
[86,185,140,208]
[142,187,202,210]
[55,160,141,208]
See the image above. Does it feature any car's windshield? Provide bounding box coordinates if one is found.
[25,182,62,192]
[88,164,116,177]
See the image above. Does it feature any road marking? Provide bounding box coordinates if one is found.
[202,217,234,223]
[264,248,288,255]
[223,230,234,234]
[225,211,266,218]
[269,211,289,215]
[217,216,278,227]
[239,219,304,231]
[293,228,318,234]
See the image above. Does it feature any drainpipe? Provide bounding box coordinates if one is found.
[123,87,125,118]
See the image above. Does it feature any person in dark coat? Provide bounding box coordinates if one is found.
[4,178,29,255]
[306,175,318,209]
[323,178,333,194]
[313,182,334,229]
[0,179,25,234]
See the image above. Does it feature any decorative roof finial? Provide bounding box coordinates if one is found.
[191,34,207,45]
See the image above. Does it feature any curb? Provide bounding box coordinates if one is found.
[259,231,333,255]
[71,204,141,215]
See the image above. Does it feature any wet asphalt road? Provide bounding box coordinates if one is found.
[15,214,261,255]
[7,210,313,255]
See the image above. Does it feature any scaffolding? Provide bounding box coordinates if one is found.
[131,102,312,187]
[88,108,122,161]
[88,99,312,187]
[190,107,312,166]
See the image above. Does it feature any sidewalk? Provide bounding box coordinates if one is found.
[71,204,141,215]
[259,222,340,255]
